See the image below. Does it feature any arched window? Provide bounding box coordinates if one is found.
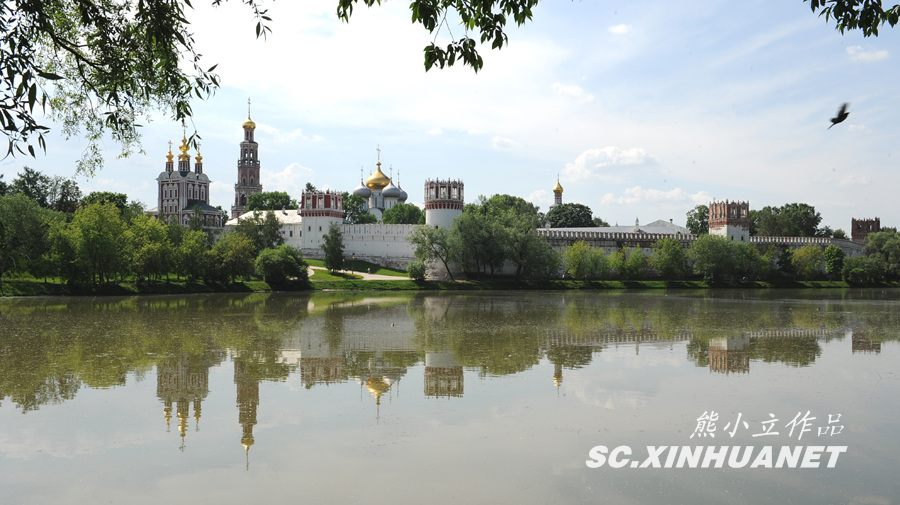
[240,194,247,206]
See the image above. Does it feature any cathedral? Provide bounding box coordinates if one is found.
[154,134,225,230]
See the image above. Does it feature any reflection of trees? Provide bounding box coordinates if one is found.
[1,290,895,412]
[0,294,308,412]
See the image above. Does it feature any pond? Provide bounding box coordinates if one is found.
[1,290,899,504]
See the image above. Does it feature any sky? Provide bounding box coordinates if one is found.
[1,0,898,230]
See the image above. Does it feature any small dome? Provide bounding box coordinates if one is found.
[365,162,391,190]
[352,183,371,198]
[242,118,256,129]
[397,186,408,202]
[553,179,563,193]
[382,181,403,199]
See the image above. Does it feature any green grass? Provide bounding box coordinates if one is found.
[308,269,363,281]
[305,258,407,277]
[0,277,311,297]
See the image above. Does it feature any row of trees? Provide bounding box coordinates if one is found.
[684,202,849,238]
[559,231,900,285]
[0,190,308,289]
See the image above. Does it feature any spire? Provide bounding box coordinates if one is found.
[242,97,256,129]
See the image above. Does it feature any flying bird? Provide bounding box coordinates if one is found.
[829,103,850,129]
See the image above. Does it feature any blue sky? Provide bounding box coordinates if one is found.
[1,0,898,230]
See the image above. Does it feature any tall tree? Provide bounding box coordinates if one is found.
[247,191,297,211]
[10,167,52,207]
[409,225,454,280]
[343,193,377,224]
[126,214,172,281]
[209,232,256,283]
[234,211,284,254]
[81,192,128,213]
[685,204,709,235]
[751,203,822,237]
[321,223,345,273]
[382,203,425,224]
[0,194,53,288]
[650,237,688,278]
[65,203,129,284]
[546,203,594,228]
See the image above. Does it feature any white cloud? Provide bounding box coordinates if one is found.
[526,189,552,209]
[599,186,710,206]
[425,127,443,136]
[562,146,653,181]
[551,82,594,103]
[846,45,889,62]
[491,136,519,150]
[608,24,632,35]
[262,162,315,193]
[254,124,324,144]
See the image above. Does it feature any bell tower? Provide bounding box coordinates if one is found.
[231,98,263,219]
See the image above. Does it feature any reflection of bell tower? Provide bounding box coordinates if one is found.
[553,362,563,390]
[424,351,463,398]
[234,356,259,469]
[707,336,751,374]
[156,354,211,451]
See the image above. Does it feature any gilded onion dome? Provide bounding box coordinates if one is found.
[178,134,190,161]
[242,118,256,129]
[553,178,564,193]
[365,161,391,190]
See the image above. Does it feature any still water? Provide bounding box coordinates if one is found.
[1,290,899,504]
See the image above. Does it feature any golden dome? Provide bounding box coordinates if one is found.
[195,145,203,163]
[178,135,190,161]
[166,142,174,163]
[553,179,563,193]
[242,118,256,129]
[365,162,391,190]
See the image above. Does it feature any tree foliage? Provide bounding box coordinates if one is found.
[650,237,688,278]
[0,193,55,287]
[685,204,709,235]
[248,191,297,211]
[807,1,900,36]
[65,203,129,284]
[234,210,284,254]
[342,193,377,224]
[322,223,345,273]
[546,203,594,228]
[791,245,825,280]
[823,244,845,279]
[255,244,308,285]
[382,203,425,224]
[410,225,454,280]
[750,203,823,237]
[209,232,256,283]
[689,234,762,283]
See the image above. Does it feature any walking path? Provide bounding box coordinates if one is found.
[308,265,408,281]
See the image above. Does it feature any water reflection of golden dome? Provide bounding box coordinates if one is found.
[365,162,391,190]
[553,179,563,193]
[366,377,391,400]
[241,435,255,449]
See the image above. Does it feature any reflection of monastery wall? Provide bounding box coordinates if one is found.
[707,336,751,374]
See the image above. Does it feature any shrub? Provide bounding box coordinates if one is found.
[255,244,308,285]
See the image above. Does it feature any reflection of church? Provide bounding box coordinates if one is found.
[156,354,218,450]
[851,330,881,354]
[707,336,751,374]
[424,351,463,398]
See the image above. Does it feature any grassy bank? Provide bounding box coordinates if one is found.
[2,276,897,297]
